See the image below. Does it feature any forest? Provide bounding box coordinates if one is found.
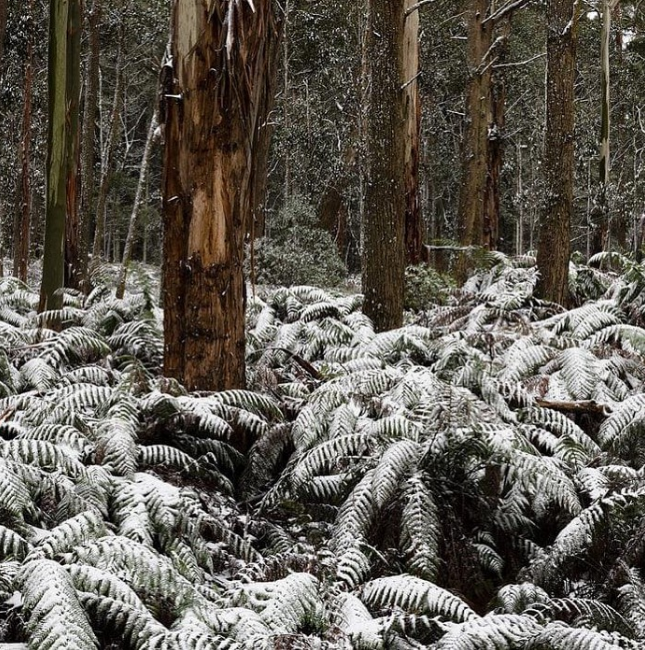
[1,0,645,648]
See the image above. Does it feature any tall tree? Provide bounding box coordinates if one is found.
[40,0,71,312]
[403,0,423,264]
[362,0,406,332]
[116,110,158,300]
[64,0,82,289]
[79,0,101,276]
[535,0,579,304]
[13,0,35,283]
[162,0,282,391]
[591,0,621,254]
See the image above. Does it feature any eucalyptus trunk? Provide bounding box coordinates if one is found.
[13,0,35,283]
[40,0,70,313]
[403,0,423,265]
[163,0,282,392]
[591,0,620,255]
[79,0,101,284]
[455,0,493,282]
[64,0,82,289]
[362,0,406,332]
[535,0,579,304]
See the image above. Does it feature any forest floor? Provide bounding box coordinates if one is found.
[2,255,645,648]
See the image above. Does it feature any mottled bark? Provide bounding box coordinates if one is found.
[163,0,281,392]
[13,0,35,283]
[116,111,158,299]
[40,0,70,313]
[535,0,579,305]
[64,0,82,289]
[362,0,406,332]
[403,0,423,264]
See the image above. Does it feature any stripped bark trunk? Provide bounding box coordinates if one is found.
[64,0,82,289]
[13,0,34,283]
[92,28,124,261]
[163,0,282,392]
[115,111,158,299]
[535,0,579,305]
[362,0,406,332]
[403,0,423,264]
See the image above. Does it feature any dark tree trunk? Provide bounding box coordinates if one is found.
[535,0,579,305]
[163,0,282,392]
[79,0,101,288]
[64,0,82,289]
[362,0,406,332]
[40,0,69,312]
[13,0,35,283]
[455,0,493,282]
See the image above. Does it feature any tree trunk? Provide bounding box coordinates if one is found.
[40,0,70,313]
[535,0,579,305]
[0,0,7,64]
[79,0,101,286]
[92,27,124,261]
[116,111,158,299]
[482,16,511,253]
[591,0,620,255]
[455,0,493,282]
[403,0,423,265]
[64,0,82,289]
[13,0,35,283]
[362,0,406,332]
[163,0,281,392]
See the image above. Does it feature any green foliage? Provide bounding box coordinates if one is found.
[251,197,347,288]
[404,264,455,310]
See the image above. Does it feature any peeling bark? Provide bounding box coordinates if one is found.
[163,0,282,392]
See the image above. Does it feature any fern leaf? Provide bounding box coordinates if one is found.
[437,613,542,649]
[19,558,99,649]
[362,575,477,623]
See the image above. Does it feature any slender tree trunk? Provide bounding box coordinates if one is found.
[40,0,70,313]
[0,0,7,64]
[483,16,511,253]
[455,0,493,282]
[116,111,158,299]
[591,0,620,255]
[403,0,423,264]
[92,28,124,261]
[362,0,406,332]
[163,0,281,392]
[0,0,8,276]
[535,0,579,304]
[64,0,82,289]
[13,0,35,283]
[79,0,101,286]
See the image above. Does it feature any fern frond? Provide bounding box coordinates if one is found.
[436,613,542,649]
[19,558,99,649]
[362,575,477,623]
[525,620,633,650]
[32,510,107,560]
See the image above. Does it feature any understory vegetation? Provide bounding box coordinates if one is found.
[4,254,645,648]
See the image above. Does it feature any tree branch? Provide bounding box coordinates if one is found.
[535,398,612,417]
[483,0,530,24]
[405,0,434,18]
